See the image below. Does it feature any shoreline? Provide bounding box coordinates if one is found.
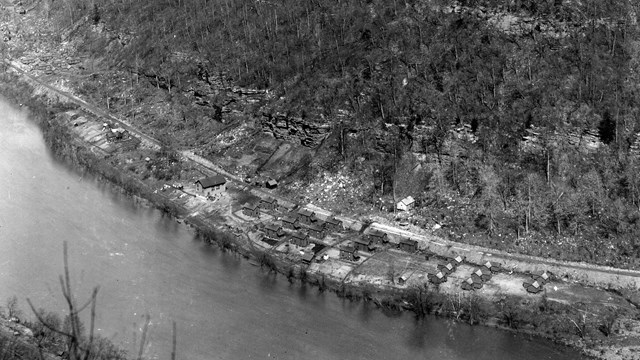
[0,70,621,359]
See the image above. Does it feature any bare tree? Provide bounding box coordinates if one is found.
[27,241,99,360]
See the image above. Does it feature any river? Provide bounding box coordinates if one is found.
[0,99,585,359]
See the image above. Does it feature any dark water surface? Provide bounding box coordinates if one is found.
[0,99,585,359]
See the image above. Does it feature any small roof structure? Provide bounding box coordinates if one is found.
[266,179,278,188]
[282,216,298,225]
[369,229,387,238]
[326,217,341,226]
[196,175,226,188]
[309,224,324,233]
[340,245,356,253]
[264,223,282,232]
[297,208,315,217]
[301,252,314,263]
[438,262,455,275]
[453,255,465,265]
[243,203,259,211]
[483,261,502,273]
[290,231,308,240]
[260,197,277,204]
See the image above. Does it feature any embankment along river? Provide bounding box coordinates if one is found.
[0,98,585,359]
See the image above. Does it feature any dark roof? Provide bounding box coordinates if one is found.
[196,175,226,188]
[260,197,277,204]
[340,245,356,253]
[370,230,387,238]
[399,238,417,246]
[290,232,308,240]
[301,252,314,262]
[282,216,298,224]
[264,223,282,232]
[354,238,371,245]
[297,208,314,217]
[309,225,324,232]
[243,203,259,210]
[326,217,341,225]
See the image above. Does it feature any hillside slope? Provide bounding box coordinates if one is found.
[4,0,640,269]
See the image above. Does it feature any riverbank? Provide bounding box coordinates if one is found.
[2,70,637,359]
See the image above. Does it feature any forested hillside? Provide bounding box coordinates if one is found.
[25,0,640,268]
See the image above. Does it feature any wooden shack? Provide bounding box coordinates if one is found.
[398,238,418,252]
[259,197,278,211]
[242,203,260,218]
[461,277,483,291]
[296,208,315,225]
[437,262,455,275]
[325,217,342,231]
[281,216,300,230]
[428,271,447,284]
[368,229,388,245]
[339,245,358,261]
[264,223,284,238]
[308,224,325,239]
[301,252,315,264]
[290,232,310,247]
[353,237,373,252]
[471,268,492,283]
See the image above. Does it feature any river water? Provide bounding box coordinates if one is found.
[0,99,584,359]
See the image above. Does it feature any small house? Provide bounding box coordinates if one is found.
[437,262,455,275]
[264,223,284,238]
[242,203,260,218]
[396,196,415,211]
[532,271,551,285]
[461,277,483,291]
[290,232,310,247]
[339,245,358,261]
[259,197,278,211]
[353,237,373,252]
[368,230,388,244]
[308,224,325,239]
[195,175,227,197]
[471,268,492,283]
[398,238,418,252]
[483,261,502,274]
[266,179,278,189]
[301,252,314,264]
[453,255,466,266]
[296,208,315,225]
[523,280,543,294]
[428,271,447,284]
[282,216,300,230]
[398,274,409,285]
[325,217,342,231]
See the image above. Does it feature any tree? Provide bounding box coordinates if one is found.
[6,296,22,319]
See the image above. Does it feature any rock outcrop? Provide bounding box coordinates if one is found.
[261,112,331,147]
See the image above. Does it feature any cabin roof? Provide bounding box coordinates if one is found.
[340,245,356,253]
[260,197,277,204]
[326,217,341,225]
[195,175,226,188]
[297,208,314,217]
[243,203,259,210]
[264,223,282,232]
[399,238,417,246]
[290,232,308,240]
[282,216,297,224]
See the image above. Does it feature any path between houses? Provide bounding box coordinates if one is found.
[8,56,640,287]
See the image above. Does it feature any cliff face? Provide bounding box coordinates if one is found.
[261,112,331,147]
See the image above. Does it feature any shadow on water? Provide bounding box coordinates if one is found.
[406,317,429,349]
